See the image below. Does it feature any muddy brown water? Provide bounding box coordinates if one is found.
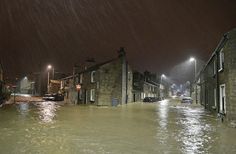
[0,99,236,154]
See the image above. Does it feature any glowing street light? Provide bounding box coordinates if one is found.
[47,64,54,93]
[161,74,166,78]
[161,74,166,83]
[189,57,197,78]
[189,57,196,63]
[47,65,52,70]
[189,57,198,104]
[160,74,167,100]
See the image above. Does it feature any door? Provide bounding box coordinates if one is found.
[219,84,226,114]
[84,90,87,104]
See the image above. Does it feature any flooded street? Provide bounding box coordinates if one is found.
[0,99,236,154]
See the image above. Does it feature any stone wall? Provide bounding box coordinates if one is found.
[97,59,123,106]
[198,28,236,121]
[127,65,133,103]
[226,28,236,120]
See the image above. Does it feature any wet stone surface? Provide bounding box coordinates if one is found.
[0,99,236,154]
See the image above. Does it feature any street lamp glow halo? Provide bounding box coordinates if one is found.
[47,65,52,70]
[189,57,196,62]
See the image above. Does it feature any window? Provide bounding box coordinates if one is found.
[141,92,144,99]
[219,50,224,72]
[79,74,83,84]
[75,77,79,84]
[91,71,96,83]
[90,89,95,101]
[213,60,216,76]
[219,84,226,114]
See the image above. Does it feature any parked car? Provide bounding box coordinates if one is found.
[143,97,161,103]
[181,97,193,104]
[43,93,64,101]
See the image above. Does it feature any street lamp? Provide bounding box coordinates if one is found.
[189,57,197,78]
[189,57,197,103]
[160,74,166,100]
[47,65,54,93]
[161,74,166,81]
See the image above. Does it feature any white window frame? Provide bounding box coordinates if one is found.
[141,92,144,99]
[219,84,226,114]
[90,89,95,101]
[213,60,216,76]
[218,50,224,72]
[91,71,96,83]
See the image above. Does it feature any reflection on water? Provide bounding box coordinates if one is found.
[17,101,59,123]
[18,103,30,117]
[159,100,169,129]
[0,100,236,153]
[35,101,59,123]
[177,107,213,154]
[156,100,169,145]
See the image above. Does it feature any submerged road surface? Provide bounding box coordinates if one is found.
[0,99,236,154]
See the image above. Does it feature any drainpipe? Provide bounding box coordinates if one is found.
[126,61,128,104]
[216,52,220,113]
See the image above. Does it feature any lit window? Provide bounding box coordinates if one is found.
[90,89,95,101]
[91,71,96,83]
[219,49,224,72]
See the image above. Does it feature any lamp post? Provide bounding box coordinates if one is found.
[47,65,53,93]
[160,74,166,100]
[189,57,198,104]
[161,74,166,84]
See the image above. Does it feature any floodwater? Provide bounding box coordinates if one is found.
[0,99,236,154]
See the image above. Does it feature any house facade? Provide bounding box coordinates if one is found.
[133,71,160,102]
[0,62,4,103]
[197,28,236,121]
[62,48,133,106]
[0,62,3,82]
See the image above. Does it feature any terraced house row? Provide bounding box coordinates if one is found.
[196,28,236,121]
[61,48,162,106]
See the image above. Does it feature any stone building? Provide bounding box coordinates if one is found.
[196,28,236,121]
[0,62,3,82]
[0,62,4,103]
[62,48,133,106]
[133,71,160,102]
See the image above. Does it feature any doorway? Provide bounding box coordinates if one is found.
[84,89,87,104]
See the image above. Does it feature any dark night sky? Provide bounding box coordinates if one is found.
[1,0,236,82]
